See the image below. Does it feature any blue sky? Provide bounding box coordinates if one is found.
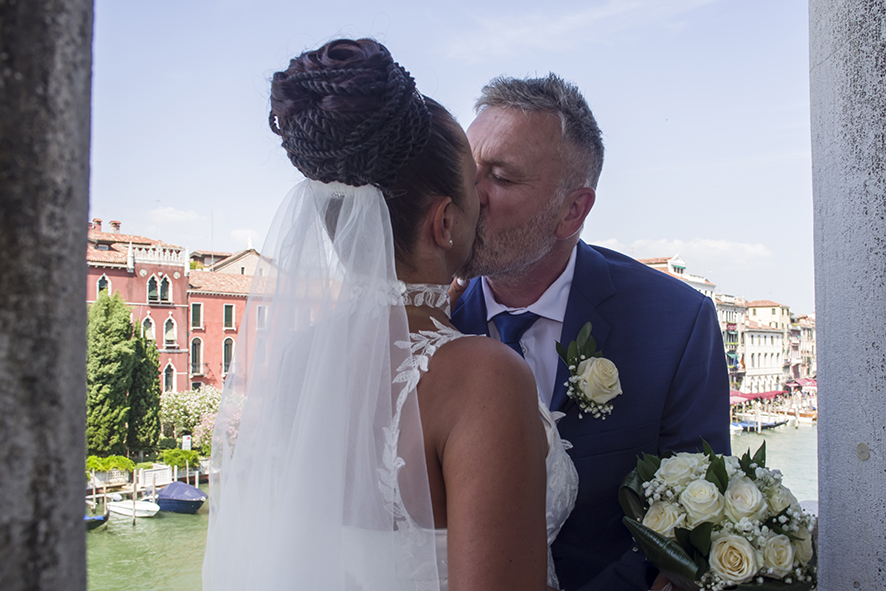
[90,0,814,313]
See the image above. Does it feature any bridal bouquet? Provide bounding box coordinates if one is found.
[619,442,816,590]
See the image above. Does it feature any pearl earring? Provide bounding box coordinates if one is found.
[449,239,453,246]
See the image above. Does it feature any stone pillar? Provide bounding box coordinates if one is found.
[810,1,886,588]
[0,1,93,590]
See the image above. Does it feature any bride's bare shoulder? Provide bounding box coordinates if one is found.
[421,335,539,418]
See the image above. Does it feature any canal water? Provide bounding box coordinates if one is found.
[86,423,818,590]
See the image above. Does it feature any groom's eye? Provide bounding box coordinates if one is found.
[491,174,512,185]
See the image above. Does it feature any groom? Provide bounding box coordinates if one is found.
[453,74,730,591]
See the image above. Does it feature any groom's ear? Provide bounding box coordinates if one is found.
[556,187,595,240]
[430,195,455,249]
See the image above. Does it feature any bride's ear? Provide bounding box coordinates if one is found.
[429,196,455,249]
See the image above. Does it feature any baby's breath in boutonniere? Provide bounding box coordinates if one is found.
[556,321,622,419]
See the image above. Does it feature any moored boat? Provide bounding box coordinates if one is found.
[84,509,110,530]
[107,499,160,518]
[154,481,207,514]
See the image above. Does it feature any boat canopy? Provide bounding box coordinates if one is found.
[157,481,207,502]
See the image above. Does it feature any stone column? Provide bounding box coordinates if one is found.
[810,1,886,588]
[0,1,93,590]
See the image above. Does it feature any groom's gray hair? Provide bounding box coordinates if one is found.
[475,73,604,192]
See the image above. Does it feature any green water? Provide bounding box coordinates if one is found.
[87,424,818,590]
[730,421,818,502]
[86,484,208,591]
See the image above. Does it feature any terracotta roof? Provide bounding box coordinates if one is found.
[638,257,672,265]
[188,270,253,296]
[745,299,786,308]
[88,229,180,249]
[86,229,183,265]
[746,320,781,331]
[191,250,232,258]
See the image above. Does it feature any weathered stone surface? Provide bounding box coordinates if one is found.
[810,0,886,588]
[0,1,93,590]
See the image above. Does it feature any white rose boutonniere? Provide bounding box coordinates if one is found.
[556,321,622,419]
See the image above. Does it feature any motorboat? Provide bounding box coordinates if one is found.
[107,499,160,518]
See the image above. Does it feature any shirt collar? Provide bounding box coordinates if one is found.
[482,244,578,323]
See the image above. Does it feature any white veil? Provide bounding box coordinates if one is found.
[203,180,441,591]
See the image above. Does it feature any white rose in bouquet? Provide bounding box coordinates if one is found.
[767,483,800,514]
[793,526,815,566]
[575,357,622,404]
[709,533,759,585]
[642,501,686,539]
[724,475,768,522]
[655,455,699,487]
[761,533,795,579]
[679,479,725,527]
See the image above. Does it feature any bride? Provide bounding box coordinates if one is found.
[202,38,577,591]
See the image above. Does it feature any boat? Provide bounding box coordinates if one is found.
[107,499,160,518]
[84,509,109,530]
[153,481,207,514]
[732,420,789,432]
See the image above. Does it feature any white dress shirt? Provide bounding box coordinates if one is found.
[482,245,578,408]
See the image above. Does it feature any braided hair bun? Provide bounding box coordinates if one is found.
[270,39,431,188]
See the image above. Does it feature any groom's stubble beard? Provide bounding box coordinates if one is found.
[457,194,561,281]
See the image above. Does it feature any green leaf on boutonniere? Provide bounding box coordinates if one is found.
[576,321,592,351]
[705,455,729,494]
[555,341,568,364]
[566,340,578,365]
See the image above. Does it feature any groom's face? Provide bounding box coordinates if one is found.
[462,107,565,279]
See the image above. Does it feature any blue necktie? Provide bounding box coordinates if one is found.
[492,311,540,358]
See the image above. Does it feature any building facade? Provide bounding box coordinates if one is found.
[86,218,190,393]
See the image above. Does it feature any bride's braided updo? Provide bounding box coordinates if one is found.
[270,39,468,261]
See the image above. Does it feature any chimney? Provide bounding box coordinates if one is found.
[110,220,121,233]
[92,218,102,232]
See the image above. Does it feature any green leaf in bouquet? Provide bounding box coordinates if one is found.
[688,522,712,557]
[704,455,729,495]
[556,341,568,364]
[576,321,592,352]
[636,453,661,483]
[623,517,704,590]
[752,440,767,469]
[702,439,716,458]
[739,449,755,478]
[618,468,648,520]
[584,336,598,358]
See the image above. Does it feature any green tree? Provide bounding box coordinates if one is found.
[127,335,161,454]
[86,291,135,455]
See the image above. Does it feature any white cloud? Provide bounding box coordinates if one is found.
[445,0,720,60]
[591,237,772,272]
[147,206,204,225]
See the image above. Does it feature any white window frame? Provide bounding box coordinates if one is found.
[190,337,203,376]
[224,304,236,330]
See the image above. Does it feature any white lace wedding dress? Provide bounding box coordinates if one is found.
[403,315,579,590]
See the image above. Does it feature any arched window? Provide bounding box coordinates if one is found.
[160,276,170,302]
[164,364,175,392]
[143,317,155,341]
[148,277,159,302]
[223,338,234,374]
[191,338,203,375]
[97,274,110,293]
[164,318,176,348]
[750,353,755,368]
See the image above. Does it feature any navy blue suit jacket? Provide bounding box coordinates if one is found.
[452,242,730,591]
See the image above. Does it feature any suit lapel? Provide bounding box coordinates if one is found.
[550,243,617,411]
[450,278,490,337]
